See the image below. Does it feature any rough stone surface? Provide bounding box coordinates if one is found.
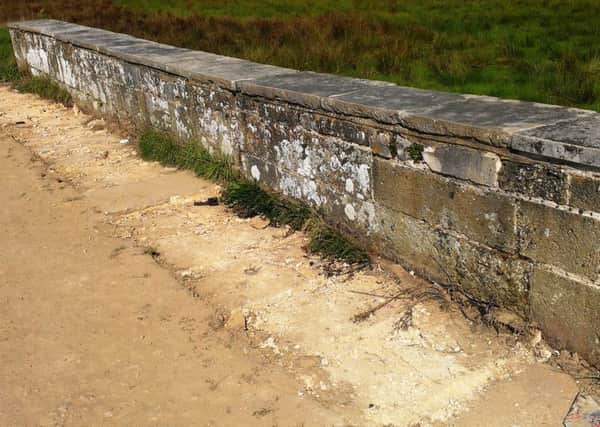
[8,19,81,37]
[373,158,518,251]
[168,58,295,91]
[298,112,371,147]
[370,133,393,158]
[569,172,600,213]
[531,267,600,366]
[239,71,368,112]
[518,200,600,281]
[239,102,377,233]
[330,81,463,118]
[375,206,531,316]
[513,115,600,168]
[498,160,568,204]
[423,144,501,187]
[409,96,589,147]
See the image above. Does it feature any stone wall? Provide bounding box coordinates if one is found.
[9,19,600,366]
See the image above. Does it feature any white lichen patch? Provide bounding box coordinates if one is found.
[345,178,354,194]
[251,165,261,181]
[344,203,356,220]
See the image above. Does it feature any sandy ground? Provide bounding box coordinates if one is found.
[0,85,583,426]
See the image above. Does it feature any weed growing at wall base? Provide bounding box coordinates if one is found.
[305,219,369,265]
[407,143,424,162]
[14,77,73,107]
[0,27,19,83]
[139,129,235,182]
[138,130,368,264]
[221,181,310,231]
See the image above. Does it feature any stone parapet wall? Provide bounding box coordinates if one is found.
[9,19,600,365]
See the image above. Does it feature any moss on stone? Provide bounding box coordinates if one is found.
[407,143,424,162]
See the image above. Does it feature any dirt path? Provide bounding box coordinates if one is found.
[0,85,581,426]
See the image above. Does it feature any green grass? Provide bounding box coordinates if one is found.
[222,181,310,230]
[139,130,368,264]
[139,129,235,182]
[1,0,600,110]
[406,143,424,162]
[14,76,73,106]
[112,0,600,111]
[305,219,369,264]
[114,0,351,17]
[0,27,19,82]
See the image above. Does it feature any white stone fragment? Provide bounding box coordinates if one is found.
[423,144,502,187]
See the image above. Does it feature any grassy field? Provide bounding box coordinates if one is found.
[1,0,600,111]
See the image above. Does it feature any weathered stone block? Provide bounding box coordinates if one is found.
[376,206,531,316]
[370,133,394,158]
[240,153,376,234]
[512,115,600,169]
[422,144,501,187]
[169,57,294,91]
[8,30,28,71]
[18,32,53,75]
[498,160,568,204]
[531,267,600,366]
[241,110,374,207]
[407,96,589,148]
[298,112,370,147]
[239,71,375,113]
[8,19,81,38]
[518,200,600,281]
[569,172,600,213]
[373,158,518,251]
[238,97,302,132]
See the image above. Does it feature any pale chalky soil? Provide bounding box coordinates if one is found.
[0,85,578,426]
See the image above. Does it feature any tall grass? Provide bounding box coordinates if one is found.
[1,0,599,111]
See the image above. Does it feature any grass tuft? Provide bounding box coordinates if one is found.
[221,181,310,230]
[305,220,369,264]
[139,129,236,182]
[139,129,368,264]
[0,27,19,83]
[14,76,73,107]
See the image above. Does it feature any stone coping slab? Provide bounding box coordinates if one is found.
[8,19,600,168]
[513,116,600,169]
